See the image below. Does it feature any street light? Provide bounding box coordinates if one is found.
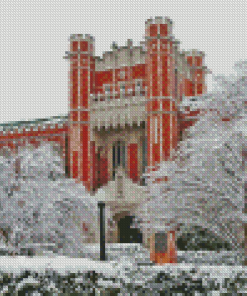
[244,181,247,265]
[98,201,106,261]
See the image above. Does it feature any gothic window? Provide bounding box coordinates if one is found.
[65,135,70,177]
[135,80,145,96]
[93,94,98,102]
[120,85,125,92]
[179,130,183,142]
[112,141,126,178]
[154,117,158,144]
[105,85,110,95]
[127,88,133,96]
[142,136,147,173]
[120,70,125,79]
[135,81,141,95]
[104,85,111,101]
[120,84,125,97]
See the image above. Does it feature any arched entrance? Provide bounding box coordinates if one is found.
[118,215,142,243]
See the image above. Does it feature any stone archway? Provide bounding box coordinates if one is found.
[110,211,143,244]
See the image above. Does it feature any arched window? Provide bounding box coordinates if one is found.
[112,141,126,178]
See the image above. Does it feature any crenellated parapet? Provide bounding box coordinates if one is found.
[0,116,69,167]
[64,34,95,58]
[145,16,173,37]
[94,40,146,71]
[0,116,68,140]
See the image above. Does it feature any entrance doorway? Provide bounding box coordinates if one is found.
[118,216,142,243]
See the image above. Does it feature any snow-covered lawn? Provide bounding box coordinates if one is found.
[0,244,246,294]
[0,255,117,277]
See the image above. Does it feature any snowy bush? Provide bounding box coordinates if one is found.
[0,256,246,294]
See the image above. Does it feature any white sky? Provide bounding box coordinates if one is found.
[0,0,246,123]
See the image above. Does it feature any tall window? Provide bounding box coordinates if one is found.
[105,86,110,94]
[65,135,70,177]
[142,136,147,174]
[154,117,158,144]
[105,85,111,100]
[120,85,125,96]
[135,80,144,96]
[112,141,126,178]
[136,81,141,94]
[119,70,125,79]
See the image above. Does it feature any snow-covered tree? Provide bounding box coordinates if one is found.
[183,59,247,118]
[137,60,247,252]
[0,143,98,257]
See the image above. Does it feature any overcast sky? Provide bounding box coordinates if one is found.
[0,0,246,124]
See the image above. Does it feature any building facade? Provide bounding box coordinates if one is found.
[0,17,210,246]
[63,16,209,193]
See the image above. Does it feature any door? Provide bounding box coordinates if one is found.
[118,216,142,243]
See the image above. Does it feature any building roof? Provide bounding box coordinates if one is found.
[0,114,68,131]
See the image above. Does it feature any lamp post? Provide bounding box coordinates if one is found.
[242,150,247,266]
[98,201,106,261]
[244,182,247,265]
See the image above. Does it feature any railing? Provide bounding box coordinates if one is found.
[92,90,146,103]
[90,95,147,129]
[91,94,147,113]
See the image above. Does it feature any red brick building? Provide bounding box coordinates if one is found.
[0,16,210,195]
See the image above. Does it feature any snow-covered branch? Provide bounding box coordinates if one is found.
[138,60,247,250]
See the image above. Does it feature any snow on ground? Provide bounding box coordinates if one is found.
[0,255,118,278]
[0,244,245,284]
[0,249,246,293]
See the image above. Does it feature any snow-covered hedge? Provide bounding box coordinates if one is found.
[0,255,247,294]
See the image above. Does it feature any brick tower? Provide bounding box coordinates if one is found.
[145,17,178,169]
[65,34,95,191]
